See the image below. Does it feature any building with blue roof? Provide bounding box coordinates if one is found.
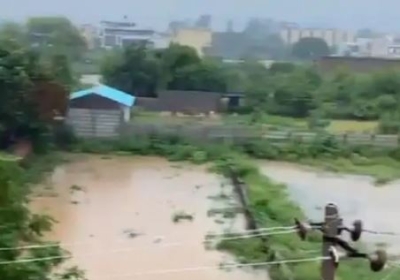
[67,84,136,138]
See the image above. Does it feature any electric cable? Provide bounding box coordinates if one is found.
[0,229,297,265]
[0,225,296,252]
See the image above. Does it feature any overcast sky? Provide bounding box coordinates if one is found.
[0,0,398,32]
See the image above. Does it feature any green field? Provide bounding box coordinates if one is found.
[131,111,379,134]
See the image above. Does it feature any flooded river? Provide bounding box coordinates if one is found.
[31,155,268,280]
[257,161,400,254]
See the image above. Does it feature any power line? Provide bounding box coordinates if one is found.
[97,256,328,279]
[363,229,400,236]
[0,230,296,265]
[0,225,295,252]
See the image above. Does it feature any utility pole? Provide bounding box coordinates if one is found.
[321,203,341,280]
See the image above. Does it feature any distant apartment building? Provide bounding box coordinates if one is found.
[98,19,169,49]
[337,36,400,58]
[171,28,212,57]
[280,28,355,47]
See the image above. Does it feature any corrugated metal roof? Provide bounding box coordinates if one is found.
[70,84,135,107]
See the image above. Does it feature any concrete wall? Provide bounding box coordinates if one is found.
[68,95,124,138]
[67,108,122,138]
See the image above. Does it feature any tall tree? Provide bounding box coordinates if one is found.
[50,53,76,90]
[292,37,330,60]
[167,59,227,92]
[159,43,201,88]
[101,44,161,97]
[26,17,87,61]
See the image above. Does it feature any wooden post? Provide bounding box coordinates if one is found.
[321,203,340,280]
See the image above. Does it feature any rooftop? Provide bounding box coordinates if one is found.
[70,84,135,107]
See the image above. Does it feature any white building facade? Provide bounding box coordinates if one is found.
[98,20,170,49]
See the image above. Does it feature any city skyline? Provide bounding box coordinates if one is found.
[0,0,398,32]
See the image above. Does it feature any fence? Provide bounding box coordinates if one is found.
[121,122,400,148]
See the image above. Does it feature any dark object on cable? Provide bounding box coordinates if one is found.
[351,220,363,241]
[368,250,387,272]
[324,235,387,272]
[338,219,363,241]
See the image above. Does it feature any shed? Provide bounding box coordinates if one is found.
[67,84,135,138]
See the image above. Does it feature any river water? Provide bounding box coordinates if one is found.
[257,161,400,254]
[31,155,268,280]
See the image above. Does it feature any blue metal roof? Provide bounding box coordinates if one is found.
[70,84,135,107]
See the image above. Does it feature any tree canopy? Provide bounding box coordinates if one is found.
[292,37,330,60]
[101,43,228,95]
[0,34,80,280]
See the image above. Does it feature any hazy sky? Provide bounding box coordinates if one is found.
[0,0,398,31]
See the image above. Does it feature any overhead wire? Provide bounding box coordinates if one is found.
[0,229,297,265]
[363,229,400,236]
[0,225,296,252]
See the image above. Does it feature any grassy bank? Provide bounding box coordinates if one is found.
[239,135,400,185]
[0,151,84,280]
[70,135,399,280]
[131,111,378,133]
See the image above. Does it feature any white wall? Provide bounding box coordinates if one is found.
[122,106,131,122]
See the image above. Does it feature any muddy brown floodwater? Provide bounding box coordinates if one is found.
[257,161,400,255]
[31,155,268,280]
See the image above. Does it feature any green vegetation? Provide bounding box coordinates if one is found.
[1,14,400,280]
[101,41,400,134]
[292,37,330,60]
[0,153,84,280]
[70,135,399,280]
[0,19,83,280]
[72,131,400,184]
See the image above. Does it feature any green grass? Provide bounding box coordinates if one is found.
[327,120,378,133]
[131,110,379,134]
[214,159,396,280]
[72,136,400,280]
[299,156,400,185]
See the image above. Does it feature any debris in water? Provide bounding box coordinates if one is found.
[153,236,164,243]
[123,229,142,239]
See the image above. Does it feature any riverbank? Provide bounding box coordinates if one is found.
[256,161,400,254]
[62,128,400,186]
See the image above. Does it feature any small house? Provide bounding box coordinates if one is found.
[67,84,135,138]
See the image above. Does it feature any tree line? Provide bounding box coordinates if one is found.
[101,42,400,132]
[0,19,83,280]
